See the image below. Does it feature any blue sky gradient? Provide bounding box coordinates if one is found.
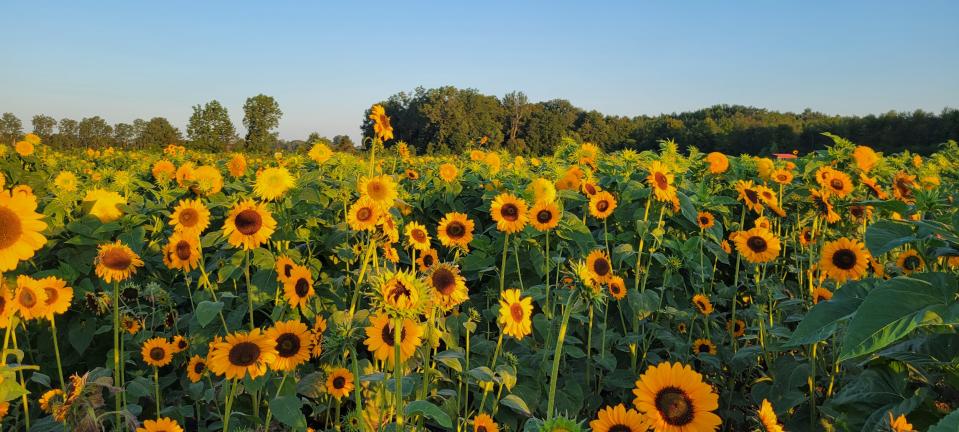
[2,1,957,142]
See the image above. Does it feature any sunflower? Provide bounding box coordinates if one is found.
[823,169,854,198]
[227,153,247,177]
[369,104,394,141]
[721,240,731,254]
[416,248,439,272]
[528,177,557,203]
[39,389,64,414]
[734,227,781,264]
[753,216,771,230]
[171,335,189,353]
[404,168,420,180]
[53,171,79,192]
[735,180,763,213]
[428,263,469,311]
[812,287,833,304]
[223,199,276,250]
[141,337,174,367]
[522,202,559,234]
[267,320,313,372]
[308,142,333,164]
[589,191,617,219]
[95,241,144,283]
[692,294,713,316]
[586,250,614,284]
[810,189,840,224]
[359,174,398,209]
[404,221,432,251]
[892,172,916,203]
[896,250,924,274]
[186,355,207,383]
[348,197,381,232]
[859,173,889,200]
[311,316,328,358]
[14,276,47,319]
[608,275,627,300]
[439,163,459,183]
[490,193,529,234]
[36,276,72,318]
[136,417,184,432]
[84,189,126,223]
[15,140,34,156]
[152,160,176,183]
[820,237,870,282]
[498,289,533,340]
[363,313,423,366]
[632,362,721,432]
[705,152,729,175]
[283,265,315,309]
[590,404,650,432]
[377,270,424,313]
[122,315,142,334]
[437,212,475,249]
[163,231,201,271]
[0,189,47,272]
[693,338,717,356]
[541,416,582,432]
[887,412,914,432]
[758,399,784,432]
[696,211,715,230]
[799,227,815,247]
[325,367,355,400]
[771,169,793,185]
[473,413,499,432]
[647,161,676,202]
[274,255,297,284]
[581,181,600,197]
[208,329,278,380]
[853,145,880,172]
[726,319,746,338]
[192,165,223,195]
[169,198,210,236]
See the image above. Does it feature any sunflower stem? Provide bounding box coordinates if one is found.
[11,328,29,429]
[544,231,551,319]
[498,233,510,295]
[49,317,66,391]
[547,292,577,420]
[478,331,504,415]
[393,316,405,427]
[154,366,161,416]
[223,378,238,432]
[113,280,122,431]
[244,250,254,330]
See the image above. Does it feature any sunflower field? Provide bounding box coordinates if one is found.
[0,109,957,432]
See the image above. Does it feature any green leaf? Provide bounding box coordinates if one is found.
[786,297,863,347]
[269,396,307,430]
[499,394,532,416]
[404,400,452,428]
[68,317,96,355]
[839,277,948,361]
[865,220,915,257]
[929,408,959,432]
[195,301,224,328]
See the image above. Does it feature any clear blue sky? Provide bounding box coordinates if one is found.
[2,1,957,142]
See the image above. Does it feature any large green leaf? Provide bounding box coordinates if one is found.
[929,408,959,432]
[195,301,224,328]
[839,277,949,361]
[269,395,307,430]
[404,400,452,428]
[785,279,872,347]
[864,220,915,256]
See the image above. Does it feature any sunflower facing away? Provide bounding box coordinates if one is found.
[283,265,315,309]
[377,270,425,313]
[253,166,295,201]
[473,413,499,432]
[490,193,529,234]
[498,289,533,340]
[896,250,924,274]
[404,221,432,251]
[758,399,784,432]
[886,412,914,432]
[348,197,381,232]
[363,313,423,366]
[892,172,916,203]
[693,338,717,356]
[223,199,277,250]
[95,241,144,283]
[325,367,355,400]
[266,319,312,371]
[186,355,207,383]
[36,276,73,318]
[163,231,201,271]
[647,161,676,202]
[141,337,175,367]
[589,191,617,219]
[208,329,278,380]
[692,294,713,316]
[632,361,722,432]
[169,198,210,236]
[820,237,870,282]
[812,287,833,304]
[586,249,614,284]
[428,263,469,311]
[0,189,48,272]
[529,200,561,232]
[437,212,475,249]
[136,417,184,432]
[733,227,781,264]
[590,404,650,432]
[311,316,328,358]
[14,276,48,320]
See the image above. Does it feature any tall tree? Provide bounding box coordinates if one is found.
[0,113,22,145]
[79,116,114,148]
[503,91,531,145]
[187,100,237,150]
[55,118,80,148]
[332,135,356,151]
[31,114,57,141]
[113,123,135,148]
[243,94,282,151]
[137,117,182,149]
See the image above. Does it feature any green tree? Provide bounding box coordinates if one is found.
[187,100,237,151]
[0,113,22,145]
[31,114,57,141]
[113,123,135,148]
[79,116,114,148]
[503,91,531,146]
[137,117,182,149]
[332,135,355,151]
[242,94,282,151]
[55,118,80,148]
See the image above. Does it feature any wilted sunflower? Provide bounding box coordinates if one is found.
[208,329,278,380]
[36,276,73,318]
[647,161,676,202]
[498,289,533,340]
[325,367,355,400]
[363,313,423,366]
[428,263,468,311]
[735,180,763,213]
[692,294,713,316]
[404,221,432,251]
[283,265,315,309]
[693,338,717,356]
[734,227,781,263]
[136,417,184,432]
[347,197,381,232]
[758,399,784,432]
[0,189,48,272]
[892,172,916,203]
[163,231,201,271]
[369,104,394,142]
[896,250,924,274]
[186,355,207,383]
[590,404,649,432]
[812,287,833,304]
[95,241,144,283]
[417,248,439,272]
[266,320,312,371]
[820,237,870,282]
[223,199,276,250]
[529,201,561,232]
[14,276,48,320]
[274,255,297,284]
[311,316,327,358]
[437,212,475,249]
[490,193,529,234]
[141,337,175,367]
[169,198,210,236]
[726,319,746,338]
[809,189,840,224]
[632,362,721,432]
[358,174,398,209]
[799,227,815,247]
[39,389,64,414]
[607,275,627,300]
[589,191,617,219]
[696,211,715,230]
[473,413,499,432]
[585,250,614,283]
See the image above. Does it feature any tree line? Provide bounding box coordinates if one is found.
[361,86,959,155]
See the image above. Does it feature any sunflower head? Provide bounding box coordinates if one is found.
[437,212,475,250]
[896,250,924,274]
[374,269,426,316]
[632,362,721,431]
[473,413,499,432]
[428,263,468,311]
[325,367,355,400]
[208,329,278,380]
[692,294,713,316]
[490,193,529,234]
[733,227,781,264]
[589,191,617,219]
[590,404,650,432]
[529,201,561,232]
[693,338,717,356]
[223,199,277,250]
[820,237,870,282]
[696,211,715,229]
[141,337,175,367]
[95,241,144,283]
[498,289,533,340]
[283,265,315,309]
[586,250,614,284]
[267,320,312,372]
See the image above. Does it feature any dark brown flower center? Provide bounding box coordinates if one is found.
[500,203,519,221]
[744,188,759,203]
[101,248,132,270]
[294,278,311,297]
[698,343,711,353]
[746,236,767,253]
[175,240,192,261]
[592,257,610,276]
[536,210,553,224]
[423,254,435,267]
[380,322,406,346]
[0,208,24,249]
[446,221,465,238]
[431,268,457,295]
[608,424,632,432]
[228,341,261,366]
[19,288,37,308]
[654,172,669,190]
[234,209,263,235]
[830,178,844,190]
[357,206,373,222]
[412,229,427,243]
[149,347,166,361]
[387,280,411,304]
[44,287,59,305]
[178,208,198,227]
[832,249,857,270]
[275,333,301,357]
[333,376,346,389]
[655,387,695,426]
[283,264,294,278]
[903,256,921,270]
[596,200,609,212]
[510,303,524,322]
[193,362,205,374]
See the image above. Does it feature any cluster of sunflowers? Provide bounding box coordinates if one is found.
[0,109,956,432]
